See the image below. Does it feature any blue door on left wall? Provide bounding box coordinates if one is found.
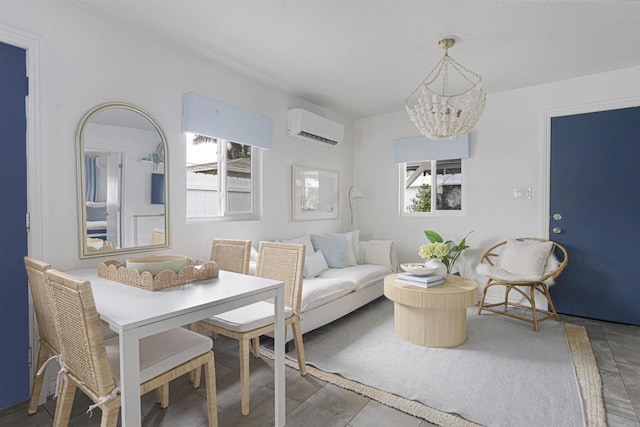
[0,41,29,409]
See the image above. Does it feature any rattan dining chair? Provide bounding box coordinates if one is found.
[86,240,118,253]
[24,257,58,415]
[477,238,568,331]
[210,238,252,274]
[199,241,307,415]
[150,228,166,245]
[189,238,253,384]
[45,269,218,427]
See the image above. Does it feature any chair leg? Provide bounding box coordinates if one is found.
[504,285,512,310]
[239,338,251,416]
[542,284,561,321]
[100,400,120,427]
[250,337,260,358]
[477,280,491,315]
[530,286,539,332]
[188,323,200,385]
[157,384,169,408]
[52,376,76,427]
[192,366,202,389]
[27,345,50,415]
[291,319,306,376]
[204,353,218,427]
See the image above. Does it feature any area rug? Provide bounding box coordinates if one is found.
[262,297,605,427]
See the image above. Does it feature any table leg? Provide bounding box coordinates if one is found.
[120,331,142,426]
[274,286,285,427]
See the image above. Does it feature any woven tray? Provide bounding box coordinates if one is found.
[97,258,219,291]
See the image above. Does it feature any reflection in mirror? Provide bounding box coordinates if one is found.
[77,102,169,258]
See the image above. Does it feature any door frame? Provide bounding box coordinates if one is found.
[0,25,43,400]
[541,96,640,237]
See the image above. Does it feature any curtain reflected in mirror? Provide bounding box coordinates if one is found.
[76,102,169,258]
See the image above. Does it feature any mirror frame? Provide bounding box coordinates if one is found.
[76,102,170,258]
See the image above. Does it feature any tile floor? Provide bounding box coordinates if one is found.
[1,303,638,426]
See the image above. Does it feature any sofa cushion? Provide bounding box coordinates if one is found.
[310,234,349,268]
[304,250,329,278]
[317,264,393,290]
[282,235,314,256]
[328,230,359,266]
[300,277,356,312]
[360,240,395,270]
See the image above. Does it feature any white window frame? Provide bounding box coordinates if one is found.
[399,159,466,217]
[186,136,261,223]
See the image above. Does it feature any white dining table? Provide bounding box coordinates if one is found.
[67,268,287,427]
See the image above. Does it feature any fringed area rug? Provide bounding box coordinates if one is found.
[262,297,605,427]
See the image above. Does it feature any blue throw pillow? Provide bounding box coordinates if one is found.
[310,234,348,268]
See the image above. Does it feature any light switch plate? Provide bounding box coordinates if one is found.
[513,187,533,200]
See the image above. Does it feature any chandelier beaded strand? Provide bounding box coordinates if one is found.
[406,37,486,140]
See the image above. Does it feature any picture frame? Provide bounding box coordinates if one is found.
[292,165,339,221]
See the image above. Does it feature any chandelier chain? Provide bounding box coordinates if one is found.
[442,52,449,96]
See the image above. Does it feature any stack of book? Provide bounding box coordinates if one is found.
[396,273,444,288]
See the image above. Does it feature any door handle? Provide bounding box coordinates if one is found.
[552,227,562,234]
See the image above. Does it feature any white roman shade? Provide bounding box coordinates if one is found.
[393,134,469,163]
[182,91,273,149]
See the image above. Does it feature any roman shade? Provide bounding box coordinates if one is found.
[182,91,273,149]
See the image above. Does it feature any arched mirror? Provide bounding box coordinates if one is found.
[76,102,169,258]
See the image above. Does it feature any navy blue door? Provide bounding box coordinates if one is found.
[0,41,29,408]
[549,106,640,325]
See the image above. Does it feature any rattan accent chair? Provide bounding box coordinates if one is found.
[24,257,58,415]
[45,269,218,427]
[477,238,568,332]
[199,241,307,415]
[210,238,252,274]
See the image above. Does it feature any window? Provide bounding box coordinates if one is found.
[186,133,260,221]
[401,158,463,214]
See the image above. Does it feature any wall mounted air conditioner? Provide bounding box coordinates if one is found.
[287,108,344,146]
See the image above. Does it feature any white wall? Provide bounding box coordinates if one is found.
[2,1,639,279]
[0,0,354,270]
[353,66,640,280]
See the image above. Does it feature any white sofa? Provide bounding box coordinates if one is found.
[252,232,397,343]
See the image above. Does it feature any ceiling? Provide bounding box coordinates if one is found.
[73,0,640,119]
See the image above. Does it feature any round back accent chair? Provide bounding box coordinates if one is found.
[477,238,568,332]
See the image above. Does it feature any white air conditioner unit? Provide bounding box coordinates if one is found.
[287,108,344,146]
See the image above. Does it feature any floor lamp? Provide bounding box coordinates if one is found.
[348,187,364,230]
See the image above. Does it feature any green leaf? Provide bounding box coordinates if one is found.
[424,230,443,243]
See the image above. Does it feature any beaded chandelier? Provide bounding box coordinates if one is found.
[406,37,486,140]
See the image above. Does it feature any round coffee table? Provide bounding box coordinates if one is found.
[384,274,478,348]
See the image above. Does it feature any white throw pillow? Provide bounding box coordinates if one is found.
[361,240,394,270]
[283,235,314,256]
[328,230,359,266]
[304,250,329,278]
[500,239,553,276]
[310,234,348,268]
